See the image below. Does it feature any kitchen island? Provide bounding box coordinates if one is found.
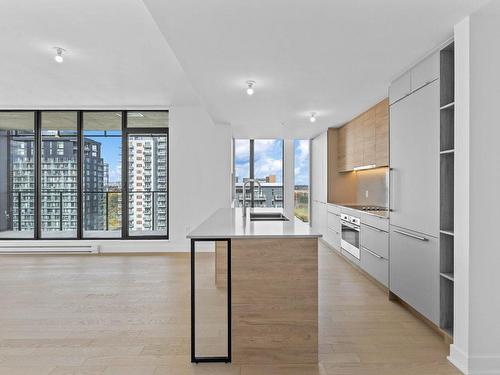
[187,208,321,365]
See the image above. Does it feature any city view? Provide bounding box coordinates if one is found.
[234,139,310,222]
[0,111,168,238]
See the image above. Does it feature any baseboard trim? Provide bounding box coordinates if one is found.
[449,345,468,374]
[448,345,500,375]
[0,244,99,254]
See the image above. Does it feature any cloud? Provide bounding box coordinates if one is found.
[108,164,122,183]
[294,140,309,185]
[234,139,249,159]
[255,158,282,180]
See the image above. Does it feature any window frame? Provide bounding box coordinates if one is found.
[0,109,169,241]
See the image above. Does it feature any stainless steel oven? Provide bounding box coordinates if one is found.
[340,213,360,259]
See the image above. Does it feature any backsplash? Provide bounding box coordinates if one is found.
[355,167,389,207]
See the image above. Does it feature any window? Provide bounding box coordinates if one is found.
[233,139,284,208]
[41,111,78,238]
[294,140,310,222]
[82,112,122,238]
[0,112,35,239]
[0,110,168,240]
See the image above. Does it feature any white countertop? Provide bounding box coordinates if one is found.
[187,208,322,239]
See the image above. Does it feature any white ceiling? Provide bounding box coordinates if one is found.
[0,0,199,110]
[143,0,489,138]
[0,0,491,138]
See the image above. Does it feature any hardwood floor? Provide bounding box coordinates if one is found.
[0,242,460,375]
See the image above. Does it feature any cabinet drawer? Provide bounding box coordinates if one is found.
[389,72,411,104]
[327,204,340,215]
[411,52,439,92]
[325,227,340,249]
[390,226,439,325]
[360,247,389,287]
[360,224,389,259]
[327,211,340,231]
[360,213,389,232]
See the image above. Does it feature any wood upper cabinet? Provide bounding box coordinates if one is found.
[375,99,389,166]
[337,98,389,172]
[337,127,347,171]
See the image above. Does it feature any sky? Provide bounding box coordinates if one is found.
[86,136,122,183]
[234,139,310,186]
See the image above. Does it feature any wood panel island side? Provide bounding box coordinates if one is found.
[187,208,321,365]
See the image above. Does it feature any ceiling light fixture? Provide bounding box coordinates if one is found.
[54,47,65,63]
[309,112,317,123]
[246,80,255,96]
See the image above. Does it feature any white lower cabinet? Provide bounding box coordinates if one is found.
[360,224,389,259]
[324,205,341,249]
[390,226,439,325]
[311,200,327,238]
[360,222,389,287]
[360,247,389,287]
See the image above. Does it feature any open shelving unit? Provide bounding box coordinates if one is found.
[439,42,455,338]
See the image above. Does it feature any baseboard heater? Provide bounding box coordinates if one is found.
[0,244,99,254]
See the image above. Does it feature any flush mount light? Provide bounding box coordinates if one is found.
[246,80,255,96]
[353,164,377,171]
[309,112,317,123]
[53,47,65,63]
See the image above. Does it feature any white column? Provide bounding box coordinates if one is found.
[451,4,500,373]
[449,15,470,373]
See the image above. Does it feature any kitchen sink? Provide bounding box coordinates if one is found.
[249,212,289,221]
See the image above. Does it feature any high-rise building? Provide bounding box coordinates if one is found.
[10,136,107,232]
[83,138,108,231]
[128,136,167,233]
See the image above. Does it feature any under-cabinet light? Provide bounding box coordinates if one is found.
[353,164,377,171]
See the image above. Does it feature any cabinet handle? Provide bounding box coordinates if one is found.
[361,246,383,259]
[364,224,384,232]
[393,229,428,242]
[389,168,396,212]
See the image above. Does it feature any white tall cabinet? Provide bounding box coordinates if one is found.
[389,50,441,326]
[311,132,328,236]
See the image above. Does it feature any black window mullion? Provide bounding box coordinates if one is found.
[77,111,83,239]
[121,111,128,239]
[34,111,41,239]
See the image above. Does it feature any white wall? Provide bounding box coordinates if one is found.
[167,105,232,251]
[451,2,500,373]
[0,105,232,253]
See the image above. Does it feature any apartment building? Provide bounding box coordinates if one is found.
[9,135,108,233]
[128,136,167,232]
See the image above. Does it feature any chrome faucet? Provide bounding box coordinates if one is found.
[242,179,262,217]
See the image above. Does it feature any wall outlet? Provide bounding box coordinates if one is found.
[365,190,369,198]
